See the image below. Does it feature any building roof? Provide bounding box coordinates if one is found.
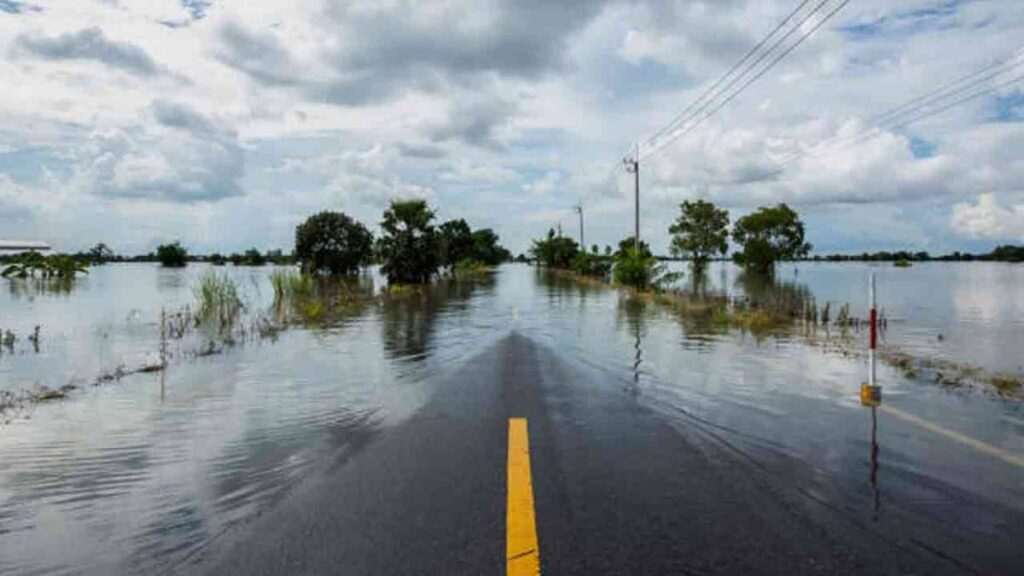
[0,240,51,252]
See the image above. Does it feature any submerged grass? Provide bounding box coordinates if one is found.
[557,267,1022,397]
[194,271,244,333]
[271,268,372,324]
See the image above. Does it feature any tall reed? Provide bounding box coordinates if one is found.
[193,271,244,333]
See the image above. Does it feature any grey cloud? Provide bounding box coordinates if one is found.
[428,97,517,149]
[16,27,161,76]
[215,21,303,86]
[216,1,613,105]
[396,142,448,160]
[152,99,229,138]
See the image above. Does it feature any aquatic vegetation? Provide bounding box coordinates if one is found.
[271,269,372,324]
[193,271,244,333]
[893,259,912,268]
[988,374,1022,395]
[270,269,315,305]
[451,258,492,279]
[1,251,89,280]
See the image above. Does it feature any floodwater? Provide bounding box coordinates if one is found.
[1,262,1022,574]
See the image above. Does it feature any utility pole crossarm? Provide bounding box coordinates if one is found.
[623,142,640,252]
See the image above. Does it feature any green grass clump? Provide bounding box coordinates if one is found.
[270,269,315,306]
[194,271,244,332]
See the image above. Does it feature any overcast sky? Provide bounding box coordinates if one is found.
[1,0,1023,255]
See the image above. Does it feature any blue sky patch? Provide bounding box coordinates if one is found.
[909,136,937,158]
[0,0,41,14]
[839,0,961,40]
[990,90,1024,122]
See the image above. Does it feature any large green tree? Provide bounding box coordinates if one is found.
[294,211,373,275]
[438,219,475,270]
[669,200,730,269]
[732,203,811,273]
[471,228,512,266]
[378,200,441,284]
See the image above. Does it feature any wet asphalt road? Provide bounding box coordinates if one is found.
[193,333,1014,575]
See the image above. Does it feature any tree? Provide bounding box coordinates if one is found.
[615,237,651,259]
[242,248,267,266]
[378,200,440,284]
[731,204,811,273]
[438,219,475,270]
[470,228,511,266]
[156,242,188,268]
[295,211,373,276]
[530,228,579,269]
[87,243,114,264]
[669,200,729,269]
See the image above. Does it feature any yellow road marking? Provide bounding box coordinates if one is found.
[507,418,540,576]
[879,405,1024,469]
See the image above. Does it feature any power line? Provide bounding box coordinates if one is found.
[768,54,1024,169]
[642,0,851,161]
[695,66,1024,188]
[638,0,847,158]
[640,0,816,150]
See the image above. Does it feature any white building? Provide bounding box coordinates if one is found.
[0,240,51,254]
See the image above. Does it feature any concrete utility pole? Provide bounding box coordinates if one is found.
[574,204,585,248]
[623,142,640,252]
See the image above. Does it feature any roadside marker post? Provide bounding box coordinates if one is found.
[861,273,882,407]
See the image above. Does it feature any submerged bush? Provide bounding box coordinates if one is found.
[157,242,188,268]
[613,248,660,290]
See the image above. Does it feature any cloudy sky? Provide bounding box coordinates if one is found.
[1,0,1022,256]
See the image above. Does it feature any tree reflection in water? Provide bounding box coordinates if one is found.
[379,276,494,362]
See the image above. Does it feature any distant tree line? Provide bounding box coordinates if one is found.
[809,245,1024,263]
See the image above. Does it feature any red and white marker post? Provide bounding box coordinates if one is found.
[861,273,882,406]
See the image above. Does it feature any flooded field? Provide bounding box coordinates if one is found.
[1,262,1023,574]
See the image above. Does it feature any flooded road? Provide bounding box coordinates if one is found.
[1,263,1023,574]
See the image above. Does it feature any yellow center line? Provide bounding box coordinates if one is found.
[879,404,1024,469]
[507,418,541,576]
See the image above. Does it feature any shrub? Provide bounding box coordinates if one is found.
[156,242,188,268]
[613,248,659,290]
[530,229,579,269]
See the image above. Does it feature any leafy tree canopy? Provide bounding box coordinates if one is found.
[669,200,730,269]
[471,228,512,266]
[530,228,579,269]
[156,242,188,268]
[378,200,441,284]
[295,211,374,276]
[731,203,811,273]
[615,236,652,259]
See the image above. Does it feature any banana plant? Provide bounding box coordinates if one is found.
[1,251,89,279]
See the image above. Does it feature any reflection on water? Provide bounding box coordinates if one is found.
[1,263,1023,574]
[869,405,881,518]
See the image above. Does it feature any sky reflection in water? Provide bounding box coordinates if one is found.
[0,262,1022,574]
